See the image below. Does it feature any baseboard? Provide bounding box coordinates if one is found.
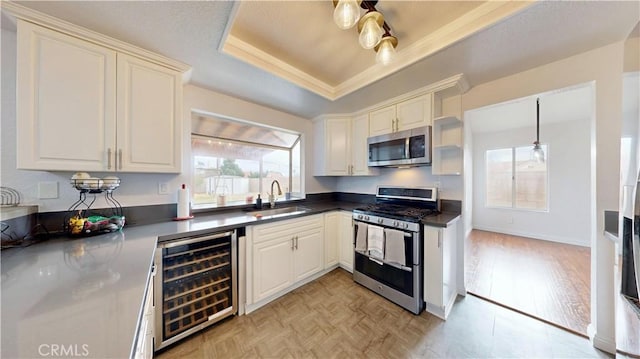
[472,225,590,247]
[244,266,337,314]
[587,324,616,355]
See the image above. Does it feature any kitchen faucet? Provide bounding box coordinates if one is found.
[269,180,282,208]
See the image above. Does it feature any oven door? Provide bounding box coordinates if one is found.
[352,221,420,297]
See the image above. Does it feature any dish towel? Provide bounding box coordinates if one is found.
[384,228,406,266]
[355,222,368,252]
[367,225,385,260]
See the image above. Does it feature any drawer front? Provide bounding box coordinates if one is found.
[252,214,323,243]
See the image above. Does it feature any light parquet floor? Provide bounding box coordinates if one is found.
[465,230,591,336]
[156,268,609,359]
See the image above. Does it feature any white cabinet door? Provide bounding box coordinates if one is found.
[325,117,351,175]
[396,94,433,131]
[16,20,117,171]
[293,228,324,282]
[252,237,294,302]
[424,226,444,308]
[351,113,376,176]
[338,212,354,272]
[116,54,182,173]
[424,223,458,319]
[324,212,339,268]
[369,105,395,136]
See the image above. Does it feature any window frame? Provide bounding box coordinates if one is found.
[485,144,549,212]
[191,132,303,209]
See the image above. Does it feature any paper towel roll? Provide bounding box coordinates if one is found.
[177,184,190,218]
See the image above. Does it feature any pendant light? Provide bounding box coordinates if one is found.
[333,0,362,30]
[357,10,384,49]
[531,98,545,163]
[375,32,397,65]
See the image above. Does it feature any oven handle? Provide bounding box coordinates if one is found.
[355,249,413,272]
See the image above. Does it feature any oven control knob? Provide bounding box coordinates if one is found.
[378,218,383,224]
[393,221,399,227]
[364,216,370,221]
[403,223,409,229]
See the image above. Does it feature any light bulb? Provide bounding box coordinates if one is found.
[531,142,545,163]
[376,36,397,65]
[333,0,361,30]
[358,12,384,49]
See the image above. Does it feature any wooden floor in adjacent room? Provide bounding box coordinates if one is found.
[156,268,608,359]
[465,230,591,336]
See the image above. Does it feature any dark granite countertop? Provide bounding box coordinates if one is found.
[1,198,460,358]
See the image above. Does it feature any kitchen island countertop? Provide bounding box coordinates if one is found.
[0,200,460,358]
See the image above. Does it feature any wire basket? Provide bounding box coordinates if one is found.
[65,175,125,237]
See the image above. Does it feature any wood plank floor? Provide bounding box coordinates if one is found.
[465,230,591,336]
[156,268,609,359]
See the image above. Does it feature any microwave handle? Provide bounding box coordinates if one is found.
[405,137,410,159]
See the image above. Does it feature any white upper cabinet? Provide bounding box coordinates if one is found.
[16,20,183,173]
[313,115,378,177]
[369,94,433,136]
[17,20,117,172]
[116,54,182,172]
[369,106,396,136]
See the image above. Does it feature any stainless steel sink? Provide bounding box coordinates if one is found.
[247,206,311,219]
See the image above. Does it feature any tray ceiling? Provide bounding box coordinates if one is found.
[222,1,533,100]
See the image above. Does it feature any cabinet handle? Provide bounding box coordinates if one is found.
[107,148,112,170]
[295,236,298,250]
[438,234,442,249]
[291,237,295,251]
[118,149,123,170]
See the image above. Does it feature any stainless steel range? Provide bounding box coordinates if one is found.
[352,186,439,314]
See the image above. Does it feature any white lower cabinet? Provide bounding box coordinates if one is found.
[249,215,324,304]
[338,211,354,272]
[424,221,458,320]
[325,211,354,272]
[324,212,340,268]
[135,269,155,358]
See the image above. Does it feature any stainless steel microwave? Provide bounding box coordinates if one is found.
[367,126,432,167]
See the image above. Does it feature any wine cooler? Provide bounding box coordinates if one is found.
[154,230,237,350]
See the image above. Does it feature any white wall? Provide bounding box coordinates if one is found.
[334,167,462,200]
[461,41,624,353]
[0,28,335,213]
[471,120,591,246]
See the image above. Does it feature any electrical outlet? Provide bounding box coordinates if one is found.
[158,182,169,195]
[38,181,58,199]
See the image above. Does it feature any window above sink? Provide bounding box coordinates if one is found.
[190,113,304,210]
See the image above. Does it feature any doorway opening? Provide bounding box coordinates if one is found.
[463,83,594,336]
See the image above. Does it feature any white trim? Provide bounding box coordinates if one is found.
[1,1,192,79]
[244,266,335,314]
[221,2,531,100]
[587,324,616,355]
[472,225,590,248]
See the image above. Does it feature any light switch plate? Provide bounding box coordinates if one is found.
[158,182,169,195]
[38,181,58,199]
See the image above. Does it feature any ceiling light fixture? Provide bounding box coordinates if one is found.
[531,98,545,163]
[333,0,362,30]
[333,0,398,65]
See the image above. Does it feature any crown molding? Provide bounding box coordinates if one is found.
[222,1,533,102]
[1,1,192,81]
[222,34,337,99]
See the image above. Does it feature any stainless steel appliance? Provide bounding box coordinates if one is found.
[352,186,438,314]
[154,230,237,350]
[622,170,640,310]
[367,126,431,167]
